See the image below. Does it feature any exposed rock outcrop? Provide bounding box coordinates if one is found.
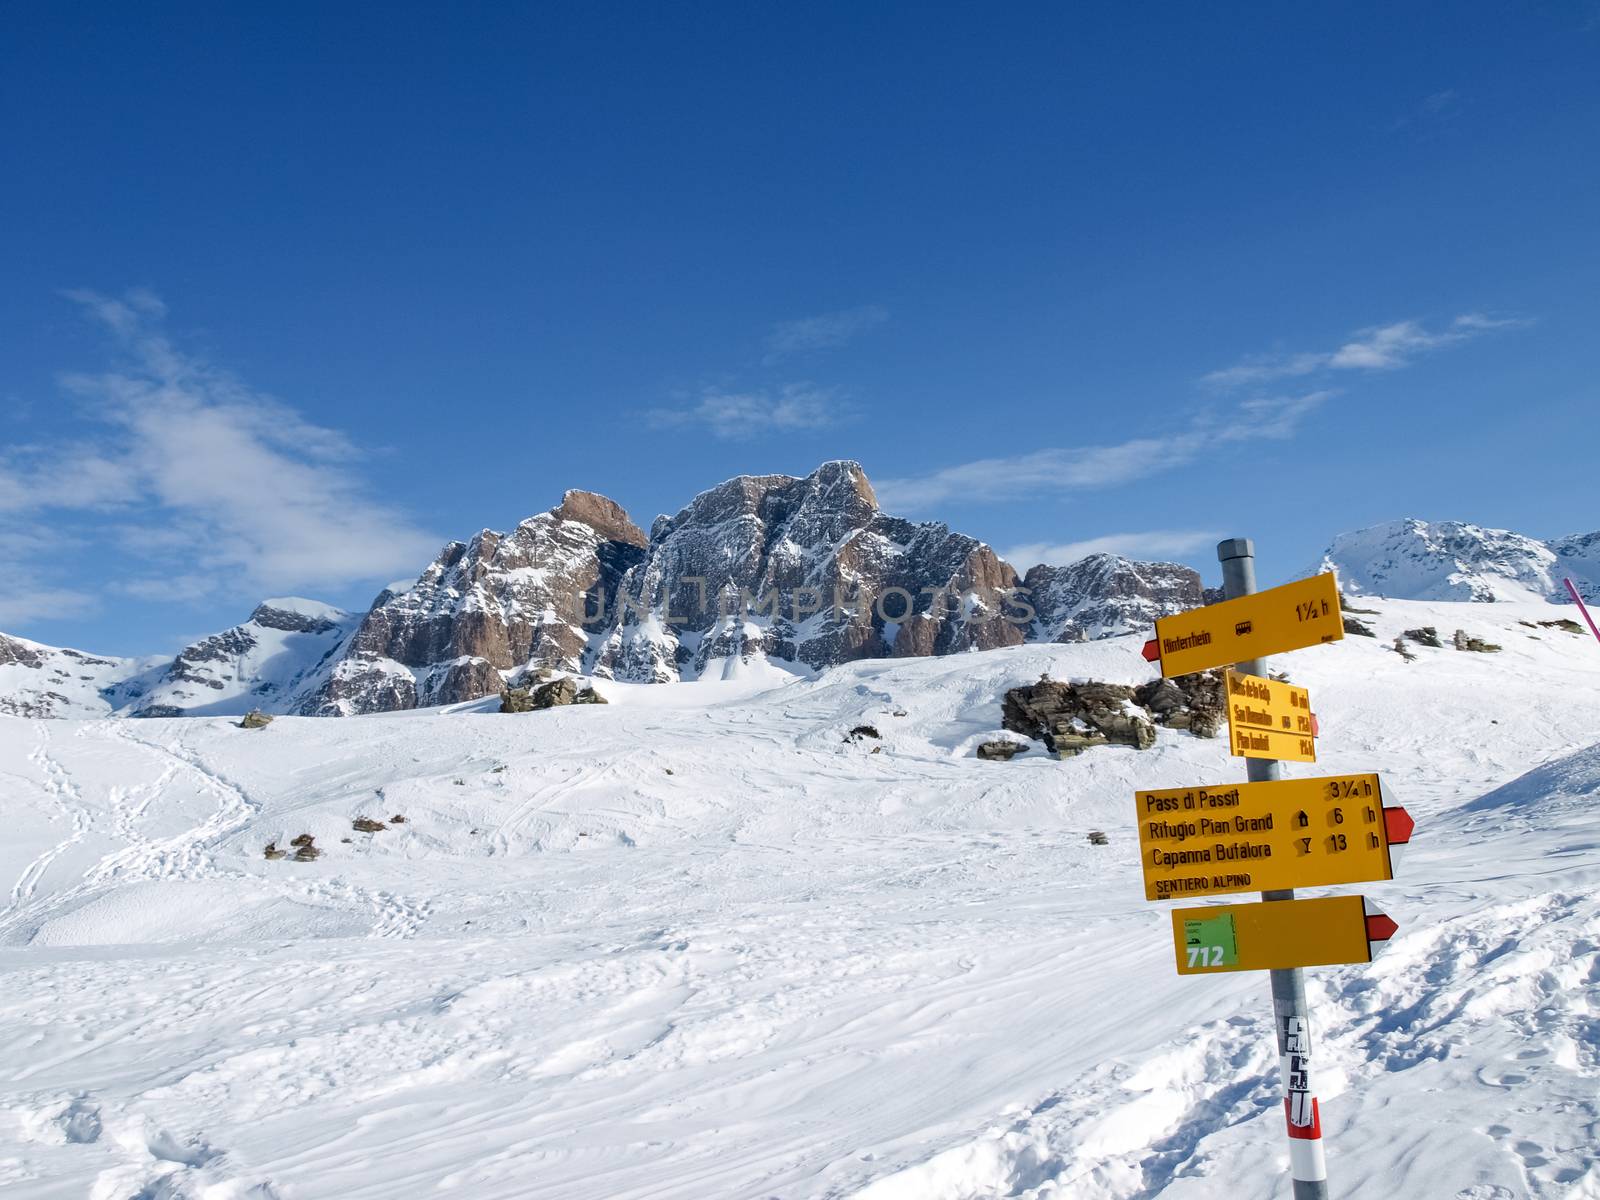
[976,739,1025,760]
[1002,679,1156,757]
[500,674,607,712]
[302,493,647,715]
[589,462,1030,682]
[1002,669,1222,758]
[1134,670,1225,738]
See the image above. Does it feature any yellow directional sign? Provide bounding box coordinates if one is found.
[1225,670,1313,734]
[1229,725,1317,762]
[1171,895,1389,974]
[1226,670,1317,762]
[1152,572,1343,678]
[1135,773,1398,901]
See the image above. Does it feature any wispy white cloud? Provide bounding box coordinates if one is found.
[0,290,439,627]
[0,582,99,628]
[762,306,888,363]
[647,384,847,440]
[875,392,1328,511]
[1392,88,1462,131]
[1203,313,1529,389]
[0,516,101,626]
[1003,529,1223,569]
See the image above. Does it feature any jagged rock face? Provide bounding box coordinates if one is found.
[1321,519,1600,604]
[1022,554,1206,643]
[301,492,647,715]
[588,461,1028,682]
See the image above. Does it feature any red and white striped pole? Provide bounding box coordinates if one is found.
[1565,578,1600,648]
[1218,539,1329,1199]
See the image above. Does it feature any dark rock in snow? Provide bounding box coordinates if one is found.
[976,740,1024,760]
[1002,679,1156,757]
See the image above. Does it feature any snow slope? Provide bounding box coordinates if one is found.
[117,598,361,718]
[0,596,1595,1198]
[1320,518,1600,603]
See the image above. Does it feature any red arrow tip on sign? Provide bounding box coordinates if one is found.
[1366,913,1399,942]
[1384,806,1415,845]
[1141,637,1160,662]
[1310,713,1320,737]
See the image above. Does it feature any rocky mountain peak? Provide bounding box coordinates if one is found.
[590,461,1023,682]
[553,490,648,547]
[248,598,348,635]
[298,490,648,715]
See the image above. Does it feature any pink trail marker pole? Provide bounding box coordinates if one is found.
[1565,578,1600,648]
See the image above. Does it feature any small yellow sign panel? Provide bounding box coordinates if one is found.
[1135,773,1393,901]
[1172,895,1376,974]
[1153,572,1343,678]
[1225,670,1313,734]
[1230,724,1317,763]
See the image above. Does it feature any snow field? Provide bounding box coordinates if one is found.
[0,596,1595,1198]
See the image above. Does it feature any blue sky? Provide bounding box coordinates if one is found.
[3,3,1597,655]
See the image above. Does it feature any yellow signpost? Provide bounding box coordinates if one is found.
[1150,572,1343,678]
[1135,548,1417,1198]
[1134,773,1405,901]
[1171,895,1396,974]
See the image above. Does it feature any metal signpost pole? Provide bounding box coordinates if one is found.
[1217,538,1329,1199]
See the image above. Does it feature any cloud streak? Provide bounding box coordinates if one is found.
[0,291,439,626]
[762,306,888,362]
[647,384,847,440]
[875,393,1328,511]
[1203,313,1528,389]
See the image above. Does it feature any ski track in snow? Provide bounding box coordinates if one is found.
[0,595,1595,1198]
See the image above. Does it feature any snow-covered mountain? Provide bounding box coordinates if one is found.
[0,602,359,719]
[1321,518,1600,603]
[0,635,157,719]
[588,461,1029,682]
[1021,553,1206,643]
[120,599,361,718]
[298,490,647,715]
[11,470,1592,720]
[2,460,1212,717]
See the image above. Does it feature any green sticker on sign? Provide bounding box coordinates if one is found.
[1182,912,1239,969]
